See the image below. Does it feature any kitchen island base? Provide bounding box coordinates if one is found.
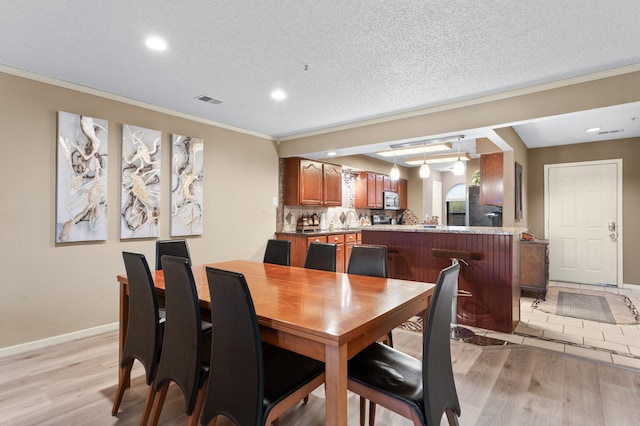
[363,227,521,333]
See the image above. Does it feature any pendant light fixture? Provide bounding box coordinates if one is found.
[389,149,400,181]
[452,148,465,176]
[419,142,430,179]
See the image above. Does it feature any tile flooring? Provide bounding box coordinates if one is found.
[467,281,640,370]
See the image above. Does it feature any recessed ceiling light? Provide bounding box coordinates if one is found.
[326,151,337,156]
[585,127,601,133]
[145,36,167,51]
[271,89,287,101]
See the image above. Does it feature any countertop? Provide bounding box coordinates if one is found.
[277,225,527,236]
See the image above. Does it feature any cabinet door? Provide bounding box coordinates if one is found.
[284,157,323,206]
[344,233,358,271]
[328,234,345,272]
[366,172,378,208]
[480,152,503,206]
[300,159,324,205]
[374,173,384,208]
[398,178,408,210]
[323,163,342,206]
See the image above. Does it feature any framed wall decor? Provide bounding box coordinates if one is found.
[56,111,108,243]
[120,124,161,238]
[170,134,204,236]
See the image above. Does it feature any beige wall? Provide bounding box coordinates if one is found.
[528,138,640,286]
[0,72,279,349]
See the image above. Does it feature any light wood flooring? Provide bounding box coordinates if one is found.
[1,328,640,425]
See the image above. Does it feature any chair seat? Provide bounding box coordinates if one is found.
[262,345,325,411]
[348,342,424,416]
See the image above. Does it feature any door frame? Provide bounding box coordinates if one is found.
[543,159,623,286]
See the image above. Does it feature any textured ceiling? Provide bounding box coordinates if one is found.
[1,0,639,162]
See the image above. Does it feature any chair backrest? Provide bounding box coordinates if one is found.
[121,251,162,385]
[155,239,190,270]
[201,267,264,426]
[422,262,461,425]
[304,242,337,272]
[263,239,291,266]
[154,255,203,415]
[346,244,387,278]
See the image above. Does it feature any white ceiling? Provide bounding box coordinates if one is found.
[1,1,639,170]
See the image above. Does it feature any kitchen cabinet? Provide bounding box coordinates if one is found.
[328,233,346,272]
[355,172,384,209]
[322,162,342,206]
[520,239,549,300]
[284,157,342,206]
[344,233,359,271]
[275,232,361,270]
[398,178,407,210]
[383,175,398,192]
[480,152,503,206]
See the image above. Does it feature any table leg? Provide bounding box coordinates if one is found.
[324,343,348,426]
[118,282,130,388]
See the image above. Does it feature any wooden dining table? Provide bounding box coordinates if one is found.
[116,259,435,426]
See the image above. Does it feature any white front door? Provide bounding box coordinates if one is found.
[545,160,621,285]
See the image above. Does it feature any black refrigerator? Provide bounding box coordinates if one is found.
[467,186,502,227]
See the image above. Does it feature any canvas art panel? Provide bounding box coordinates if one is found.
[56,111,108,242]
[120,124,161,238]
[170,134,204,236]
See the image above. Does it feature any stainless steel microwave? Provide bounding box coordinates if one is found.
[383,191,400,210]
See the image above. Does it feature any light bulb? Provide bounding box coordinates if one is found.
[419,162,430,178]
[452,158,465,176]
[390,164,400,180]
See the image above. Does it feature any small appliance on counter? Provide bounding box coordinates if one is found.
[371,214,392,225]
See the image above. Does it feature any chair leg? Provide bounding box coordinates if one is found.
[140,382,156,426]
[111,362,133,415]
[303,395,309,403]
[359,396,366,426]
[386,331,393,347]
[445,408,460,426]
[188,377,208,426]
[148,382,169,426]
[369,400,377,426]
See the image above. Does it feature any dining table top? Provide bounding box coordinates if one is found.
[117,259,435,347]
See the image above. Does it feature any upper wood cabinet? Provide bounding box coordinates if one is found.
[383,175,398,192]
[398,178,408,210]
[480,152,503,206]
[322,163,342,206]
[355,172,384,209]
[284,157,342,206]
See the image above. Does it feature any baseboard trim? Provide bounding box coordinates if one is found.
[0,322,119,358]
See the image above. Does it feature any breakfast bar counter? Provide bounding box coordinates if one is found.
[362,225,526,333]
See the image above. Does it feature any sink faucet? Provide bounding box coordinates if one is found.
[345,210,359,228]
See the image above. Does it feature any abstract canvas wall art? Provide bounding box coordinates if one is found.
[56,111,108,242]
[170,134,204,236]
[121,124,161,238]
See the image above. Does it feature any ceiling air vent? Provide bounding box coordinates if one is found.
[195,94,223,105]
[598,129,624,135]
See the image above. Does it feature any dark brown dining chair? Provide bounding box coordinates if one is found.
[112,252,164,424]
[263,239,291,266]
[347,244,393,347]
[348,262,461,426]
[147,255,212,426]
[155,239,191,270]
[304,242,337,272]
[201,267,325,426]
[347,244,387,278]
